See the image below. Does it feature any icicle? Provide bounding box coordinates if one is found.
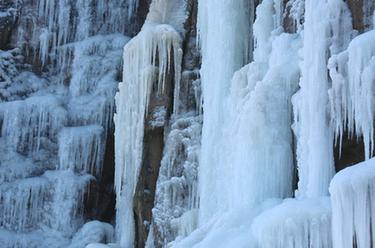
[58,125,104,177]
[347,30,375,159]
[44,170,93,237]
[0,177,50,232]
[328,29,375,160]
[114,23,182,248]
[1,95,67,154]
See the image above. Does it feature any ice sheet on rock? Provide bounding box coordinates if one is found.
[0,228,70,248]
[44,170,93,237]
[330,157,375,248]
[152,114,202,245]
[146,0,188,35]
[68,95,114,132]
[58,125,104,176]
[115,21,182,248]
[30,0,131,70]
[68,221,114,248]
[69,35,128,97]
[252,197,332,248]
[0,176,50,232]
[0,142,41,184]
[0,95,67,154]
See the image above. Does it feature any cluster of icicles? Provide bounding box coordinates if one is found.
[114,0,375,247]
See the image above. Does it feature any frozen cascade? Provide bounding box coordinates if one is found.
[44,171,93,237]
[197,0,251,223]
[0,176,50,232]
[114,4,183,246]
[1,95,67,154]
[222,0,299,209]
[0,0,130,246]
[330,157,375,248]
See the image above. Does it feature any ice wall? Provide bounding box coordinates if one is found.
[0,1,130,247]
[166,0,375,247]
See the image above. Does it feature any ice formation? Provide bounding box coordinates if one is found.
[151,114,202,245]
[114,5,182,246]
[2,0,375,247]
[292,0,337,198]
[0,0,129,247]
[197,0,251,223]
[330,157,375,248]
[329,29,375,160]
[163,0,375,247]
[252,198,332,248]
[58,125,104,176]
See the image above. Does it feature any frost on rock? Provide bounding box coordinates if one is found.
[330,157,375,248]
[152,114,202,246]
[114,17,182,248]
[252,198,332,248]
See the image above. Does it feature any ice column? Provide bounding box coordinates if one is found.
[197,0,251,223]
[293,0,335,198]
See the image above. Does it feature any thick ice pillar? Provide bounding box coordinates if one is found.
[197,0,251,223]
[293,0,335,198]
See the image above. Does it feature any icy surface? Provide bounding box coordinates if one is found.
[252,198,332,248]
[330,157,375,248]
[197,0,251,223]
[69,221,115,248]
